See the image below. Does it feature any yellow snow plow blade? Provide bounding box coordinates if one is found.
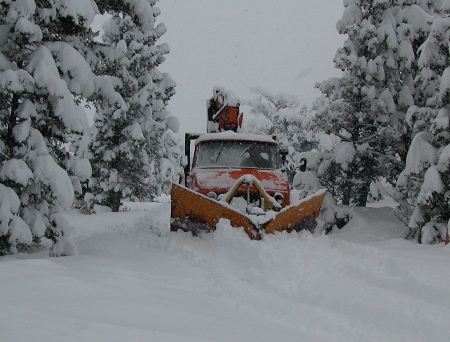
[263,191,326,234]
[170,184,326,239]
[171,183,260,240]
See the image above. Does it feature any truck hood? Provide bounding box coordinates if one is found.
[190,168,290,193]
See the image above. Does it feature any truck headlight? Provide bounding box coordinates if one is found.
[274,192,284,205]
[207,192,218,200]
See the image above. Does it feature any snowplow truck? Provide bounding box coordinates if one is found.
[170,88,326,240]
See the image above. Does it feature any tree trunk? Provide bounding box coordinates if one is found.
[342,182,351,206]
[356,182,370,207]
[107,190,123,212]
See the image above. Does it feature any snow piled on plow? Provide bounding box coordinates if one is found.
[1,201,450,341]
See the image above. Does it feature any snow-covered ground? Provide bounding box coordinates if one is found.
[1,200,449,342]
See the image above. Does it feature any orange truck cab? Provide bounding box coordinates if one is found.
[185,132,290,211]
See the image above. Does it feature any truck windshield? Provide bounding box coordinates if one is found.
[195,140,282,169]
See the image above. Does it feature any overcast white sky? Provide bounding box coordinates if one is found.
[157,0,345,135]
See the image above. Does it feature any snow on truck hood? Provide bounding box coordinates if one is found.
[191,168,289,192]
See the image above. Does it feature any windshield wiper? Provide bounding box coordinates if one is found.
[214,142,225,163]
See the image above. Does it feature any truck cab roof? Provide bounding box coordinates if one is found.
[194,131,277,146]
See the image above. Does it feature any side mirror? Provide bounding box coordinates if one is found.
[279,147,288,163]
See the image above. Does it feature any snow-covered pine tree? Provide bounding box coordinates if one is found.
[396,3,450,243]
[0,0,97,255]
[315,0,435,206]
[87,0,180,212]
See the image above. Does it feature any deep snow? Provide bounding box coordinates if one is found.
[1,200,449,342]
